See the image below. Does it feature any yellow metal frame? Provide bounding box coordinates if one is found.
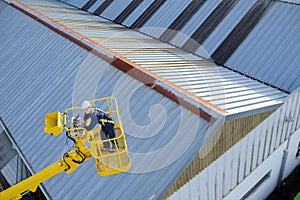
[92,97,130,175]
[63,96,130,176]
[44,111,63,136]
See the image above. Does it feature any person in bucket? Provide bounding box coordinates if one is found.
[82,100,117,152]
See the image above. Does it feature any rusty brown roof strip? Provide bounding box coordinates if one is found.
[8,0,227,121]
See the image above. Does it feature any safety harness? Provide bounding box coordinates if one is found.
[99,118,114,126]
[94,108,114,126]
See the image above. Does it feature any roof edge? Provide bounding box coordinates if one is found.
[7,0,227,121]
[0,116,52,199]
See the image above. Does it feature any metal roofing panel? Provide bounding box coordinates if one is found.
[0,1,212,200]
[170,0,221,48]
[0,2,29,46]
[137,0,190,38]
[85,0,105,13]
[199,0,257,56]
[100,0,133,20]
[122,0,155,27]
[225,2,300,93]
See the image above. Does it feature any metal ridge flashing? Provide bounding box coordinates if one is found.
[6,0,227,121]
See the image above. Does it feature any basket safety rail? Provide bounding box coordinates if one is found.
[61,96,130,176]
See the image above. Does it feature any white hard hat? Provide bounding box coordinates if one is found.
[82,101,92,110]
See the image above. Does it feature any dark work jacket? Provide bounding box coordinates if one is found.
[83,108,114,132]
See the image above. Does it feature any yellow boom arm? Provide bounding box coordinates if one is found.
[0,139,91,200]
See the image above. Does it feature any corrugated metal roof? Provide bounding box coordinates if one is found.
[200,0,257,56]
[100,0,133,20]
[137,0,190,38]
[0,1,213,199]
[85,0,106,14]
[121,0,155,27]
[2,0,296,198]
[65,0,300,94]
[169,0,221,48]
[225,2,300,93]
[16,0,288,120]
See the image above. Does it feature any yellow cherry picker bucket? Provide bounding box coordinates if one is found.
[44,96,130,176]
[88,97,130,176]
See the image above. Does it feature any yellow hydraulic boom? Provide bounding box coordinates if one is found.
[0,139,90,200]
[0,96,130,200]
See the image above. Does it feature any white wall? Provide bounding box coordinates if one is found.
[224,141,286,200]
[226,128,300,200]
[168,88,300,200]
